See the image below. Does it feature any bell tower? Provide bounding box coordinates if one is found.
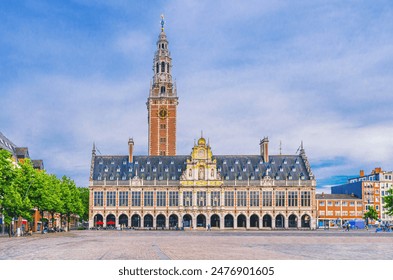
[147,15,178,156]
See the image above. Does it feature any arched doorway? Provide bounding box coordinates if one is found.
[224,214,234,228]
[196,214,206,228]
[144,214,153,228]
[237,214,247,228]
[131,214,141,228]
[94,214,103,227]
[210,214,220,228]
[301,214,311,228]
[250,214,259,228]
[288,214,298,228]
[169,214,178,228]
[275,214,285,228]
[106,214,116,228]
[183,214,192,228]
[119,214,128,228]
[262,214,272,228]
[156,214,166,229]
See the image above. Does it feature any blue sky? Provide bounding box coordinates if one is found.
[1,1,393,192]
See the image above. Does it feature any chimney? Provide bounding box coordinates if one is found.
[260,137,269,163]
[128,138,134,163]
[360,170,364,177]
[374,167,382,174]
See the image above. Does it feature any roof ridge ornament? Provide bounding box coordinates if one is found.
[161,14,165,32]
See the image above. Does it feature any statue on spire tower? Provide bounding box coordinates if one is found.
[161,14,165,31]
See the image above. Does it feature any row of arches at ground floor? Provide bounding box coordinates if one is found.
[91,212,312,229]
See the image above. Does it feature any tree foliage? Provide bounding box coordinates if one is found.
[0,149,87,235]
[383,188,393,216]
[363,206,379,224]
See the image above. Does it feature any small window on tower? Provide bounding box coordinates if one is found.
[160,137,166,143]
[161,62,165,72]
[156,63,159,74]
[167,63,170,73]
[160,151,166,156]
[160,124,166,129]
[160,86,166,94]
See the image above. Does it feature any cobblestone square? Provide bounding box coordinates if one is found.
[1,229,392,260]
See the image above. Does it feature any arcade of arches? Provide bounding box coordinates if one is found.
[92,212,312,229]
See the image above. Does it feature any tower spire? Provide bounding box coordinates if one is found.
[147,15,178,156]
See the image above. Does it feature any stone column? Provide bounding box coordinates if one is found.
[246,216,250,229]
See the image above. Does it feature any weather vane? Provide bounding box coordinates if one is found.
[161,14,165,31]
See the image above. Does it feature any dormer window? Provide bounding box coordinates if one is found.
[279,166,283,172]
[109,175,114,180]
[170,161,174,165]
[288,174,292,180]
[97,175,102,180]
[122,175,126,180]
[230,167,234,172]
[235,160,239,164]
[225,175,229,180]
[99,159,103,165]
[159,161,162,165]
[295,159,300,164]
[117,166,121,172]
[147,176,151,180]
[178,168,182,172]
[165,167,169,172]
[247,160,251,164]
[159,176,163,180]
[292,166,296,172]
[147,161,150,164]
[153,167,157,172]
[123,160,127,165]
[172,175,176,180]
[129,167,133,172]
[223,160,227,164]
[243,167,247,172]
[141,168,145,172]
[275,174,280,180]
[104,166,108,172]
[255,168,259,172]
[270,159,275,164]
[283,159,287,164]
[300,173,305,180]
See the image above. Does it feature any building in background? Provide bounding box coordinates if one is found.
[88,17,317,230]
[331,168,393,225]
[316,193,363,228]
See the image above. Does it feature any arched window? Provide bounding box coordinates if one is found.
[162,43,164,49]
[167,63,170,73]
[161,61,165,73]
[160,86,166,94]
[156,63,159,74]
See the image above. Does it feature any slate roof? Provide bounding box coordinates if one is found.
[91,154,313,182]
[0,132,17,155]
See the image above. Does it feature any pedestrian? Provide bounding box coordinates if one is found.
[207,224,211,231]
[346,223,350,231]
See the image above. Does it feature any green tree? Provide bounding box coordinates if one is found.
[0,150,33,237]
[384,188,393,216]
[364,206,379,225]
[60,176,83,231]
[78,187,89,222]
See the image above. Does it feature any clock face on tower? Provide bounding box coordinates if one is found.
[158,107,168,119]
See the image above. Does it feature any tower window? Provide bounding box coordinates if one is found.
[160,151,166,156]
[167,63,170,73]
[161,62,165,72]
[160,137,166,143]
[160,124,166,129]
[160,86,166,94]
[162,43,164,49]
[156,63,159,73]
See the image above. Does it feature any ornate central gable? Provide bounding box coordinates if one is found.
[180,137,223,187]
